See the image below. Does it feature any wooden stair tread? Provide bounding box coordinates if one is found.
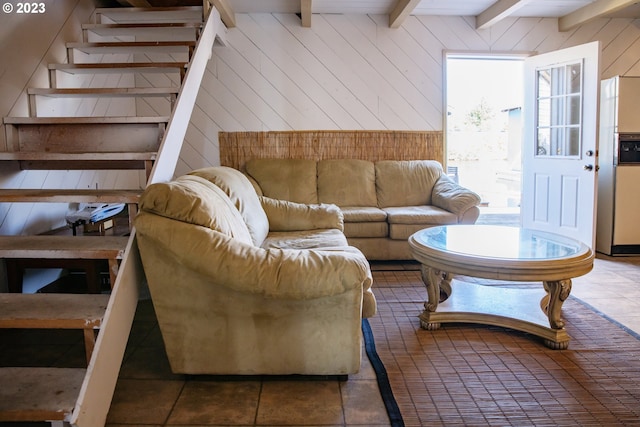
[0,152,157,161]
[0,293,110,329]
[49,62,188,74]
[28,87,180,97]
[0,189,142,204]
[82,22,201,38]
[0,367,86,422]
[4,116,169,125]
[96,6,203,23]
[67,41,195,53]
[0,235,129,259]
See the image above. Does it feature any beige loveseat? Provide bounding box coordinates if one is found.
[244,159,482,260]
[135,166,376,376]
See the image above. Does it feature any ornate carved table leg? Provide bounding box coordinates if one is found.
[540,279,572,349]
[418,265,452,331]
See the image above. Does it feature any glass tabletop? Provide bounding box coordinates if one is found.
[412,225,586,261]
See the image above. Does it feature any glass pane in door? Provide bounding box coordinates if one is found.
[535,61,583,158]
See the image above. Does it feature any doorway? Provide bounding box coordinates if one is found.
[445,54,524,224]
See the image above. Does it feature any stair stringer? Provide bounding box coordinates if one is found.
[69,6,226,427]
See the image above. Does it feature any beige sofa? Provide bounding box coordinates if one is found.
[244,159,482,260]
[135,166,376,376]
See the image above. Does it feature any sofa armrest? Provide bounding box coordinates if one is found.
[431,175,482,221]
[260,196,344,232]
[136,213,370,300]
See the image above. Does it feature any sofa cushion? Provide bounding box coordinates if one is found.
[260,197,344,232]
[245,159,318,204]
[344,222,389,238]
[375,160,443,208]
[138,175,253,245]
[388,223,437,240]
[340,206,387,222]
[384,205,458,225]
[189,166,269,246]
[261,229,349,250]
[317,159,377,207]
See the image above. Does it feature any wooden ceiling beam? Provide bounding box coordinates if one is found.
[301,0,312,27]
[559,0,638,31]
[389,0,421,28]
[476,0,531,30]
[211,0,236,28]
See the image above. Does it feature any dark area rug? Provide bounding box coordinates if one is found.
[369,269,640,427]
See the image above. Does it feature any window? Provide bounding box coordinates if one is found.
[535,61,583,157]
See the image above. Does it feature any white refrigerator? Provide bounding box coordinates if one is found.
[596,75,640,255]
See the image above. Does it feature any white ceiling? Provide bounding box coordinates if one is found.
[226,0,640,19]
[217,0,640,31]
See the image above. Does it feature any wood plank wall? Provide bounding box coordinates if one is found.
[219,130,444,170]
[3,10,640,234]
[178,14,640,177]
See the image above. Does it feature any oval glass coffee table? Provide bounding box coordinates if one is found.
[408,225,594,349]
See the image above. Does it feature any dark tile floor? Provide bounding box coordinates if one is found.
[103,254,640,426]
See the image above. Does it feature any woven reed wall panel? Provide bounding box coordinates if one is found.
[219,130,444,170]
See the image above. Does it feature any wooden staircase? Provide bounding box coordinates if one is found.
[0,3,225,425]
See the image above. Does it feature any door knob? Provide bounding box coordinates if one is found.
[584,164,593,171]
[586,150,594,157]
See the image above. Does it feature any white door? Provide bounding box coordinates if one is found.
[521,42,600,248]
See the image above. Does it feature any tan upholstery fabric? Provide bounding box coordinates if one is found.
[384,205,458,225]
[340,206,387,222]
[245,158,318,204]
[389,223,437,240]
[347,237,412,261]
[317,159,377,206]
[244,158,481,260]
[138,175,253,245]
[135,216,375,375]
[375,160,443,208]
[135,169,377,375]
[343,222,389,238]
[261,229,349,249]
[260,197,344,232]
[189,166,269,246]
[432,174,482,220]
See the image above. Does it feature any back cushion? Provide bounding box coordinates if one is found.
[245,159,318,204]
[188,166,269,246]
[138,175,253,245]
[317,159,377,207]
[375,160,443,208]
